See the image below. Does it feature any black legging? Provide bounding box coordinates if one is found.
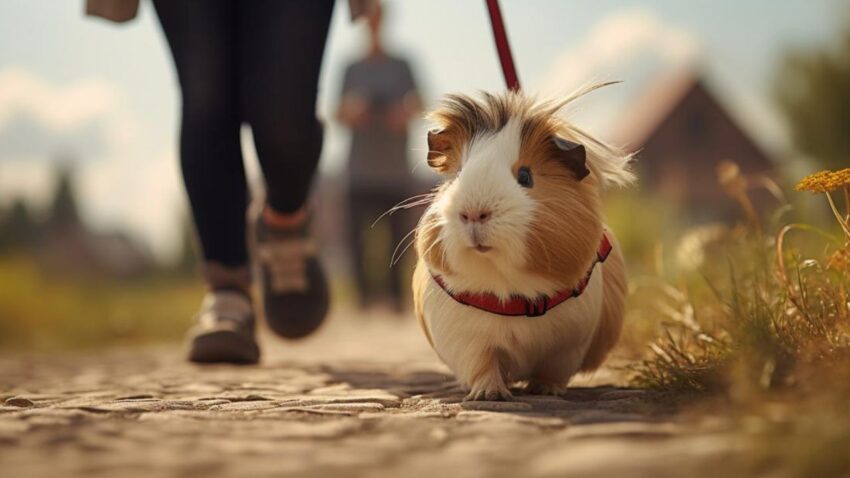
[154,0,334,267]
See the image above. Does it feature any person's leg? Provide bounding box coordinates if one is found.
[154,0,258,363]
[387,194,412,312]
[240,0,334,214]
[239,0,335,339]
[348,190,373,310]
[355,190,409,311]
[153,0,249,279]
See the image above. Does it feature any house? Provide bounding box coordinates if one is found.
[613,71,776,220]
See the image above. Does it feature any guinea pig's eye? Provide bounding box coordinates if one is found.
[517,166,533,188]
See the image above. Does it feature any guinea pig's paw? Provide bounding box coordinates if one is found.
[524,382,567,397]
[464,378,513,402]
[464,387,513,402]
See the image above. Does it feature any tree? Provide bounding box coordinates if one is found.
[0,198,38,250]
[774,18,850,170]
[46,166,81,231]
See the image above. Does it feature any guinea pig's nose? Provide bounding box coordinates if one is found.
[459,209,492,224]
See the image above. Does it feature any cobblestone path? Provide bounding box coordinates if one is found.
[0,312,743,477]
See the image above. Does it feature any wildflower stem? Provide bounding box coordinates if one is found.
[776,224,796,305]
[775,223,842,306]
[738,192,762,236]
[825,191,850,238]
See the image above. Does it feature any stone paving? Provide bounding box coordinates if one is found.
[0,311,747,478]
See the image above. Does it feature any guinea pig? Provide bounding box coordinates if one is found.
[412,85,634,401]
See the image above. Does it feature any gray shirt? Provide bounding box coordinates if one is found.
[342,55,417,192]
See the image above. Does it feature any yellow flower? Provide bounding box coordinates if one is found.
[795,168,850,193]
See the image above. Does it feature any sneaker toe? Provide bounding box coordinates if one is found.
[263,261,329,339]
[188,329,260,365]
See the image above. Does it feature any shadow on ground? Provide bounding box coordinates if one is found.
[314,362,671,427]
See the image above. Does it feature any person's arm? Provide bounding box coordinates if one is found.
[336,65,371,130]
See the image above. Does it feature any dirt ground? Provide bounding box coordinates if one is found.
[0,309,751,478]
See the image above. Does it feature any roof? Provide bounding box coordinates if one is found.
[612,69,699,151]
[612,68,777,169]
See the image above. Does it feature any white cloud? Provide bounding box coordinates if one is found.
[0,68,120,130]
[538,9,699,97]
[535,9,700,136]
[0,67,140,162]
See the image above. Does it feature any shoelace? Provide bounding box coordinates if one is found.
[257,237,317,293]
[198,291,253,329]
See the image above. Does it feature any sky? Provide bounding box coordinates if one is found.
[0,0,844,261]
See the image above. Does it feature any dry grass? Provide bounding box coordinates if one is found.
[0,255,205,350]
[627,166,850,394]
[620,165,850,477]
[629,236,850,394]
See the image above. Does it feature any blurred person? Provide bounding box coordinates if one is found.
[336,2,422,312]
[87,0,344,364]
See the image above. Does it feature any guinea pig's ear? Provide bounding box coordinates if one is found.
[553,137,590,181]
[427,129,457,173]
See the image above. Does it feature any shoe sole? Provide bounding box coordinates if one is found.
[188,330,260,365]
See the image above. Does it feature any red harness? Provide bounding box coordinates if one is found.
[431,235,613,318]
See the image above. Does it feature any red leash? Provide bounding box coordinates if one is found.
[485,0,521,91]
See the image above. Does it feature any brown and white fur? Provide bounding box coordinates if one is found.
[413,86,634,401]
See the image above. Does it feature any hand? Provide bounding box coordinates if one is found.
[384,103,410,133]
[338,95,371,129]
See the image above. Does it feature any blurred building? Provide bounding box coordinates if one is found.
[615,71,776,220]
[0,167,154,278]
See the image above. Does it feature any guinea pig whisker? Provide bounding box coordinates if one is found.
[384,194,435,214]
[420,232,446,268]
[415,222,440,238]
[392,236,418,267]
[396,192,436,205]
[413,222,444,253]
[390,227,420,267]
[381,199,433,218]
[371,193,436,229]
